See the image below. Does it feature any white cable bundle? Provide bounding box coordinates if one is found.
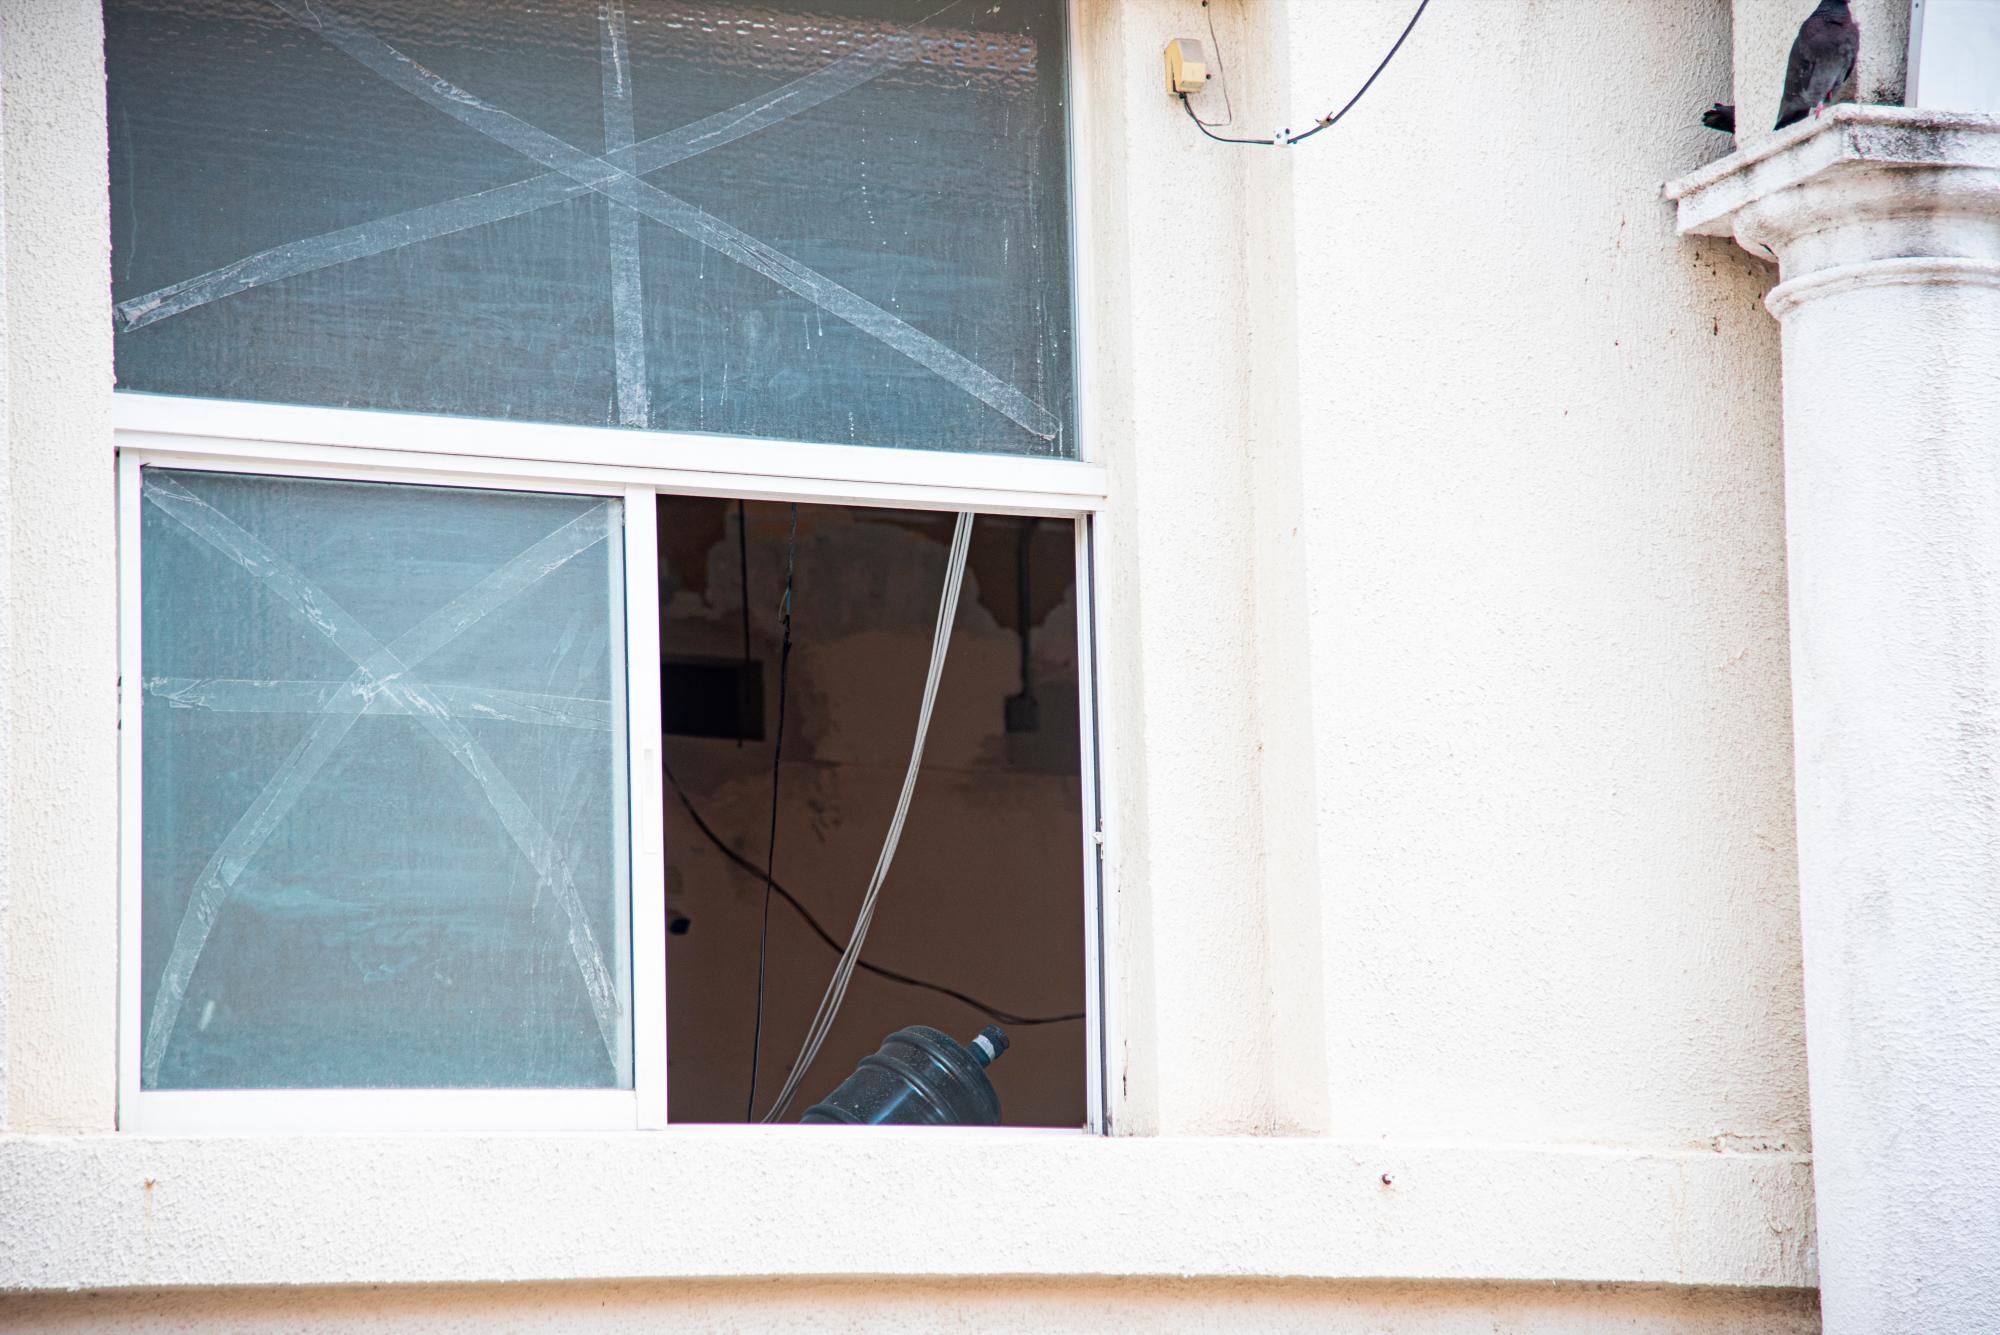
[759,511,975,1121]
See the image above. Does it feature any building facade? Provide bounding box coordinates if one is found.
[1,0,1995,1329]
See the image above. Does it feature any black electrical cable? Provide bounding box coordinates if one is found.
[1181,91,1279,145]
[1287,0,1431,145]
[743,503,797,1121]
[665,763,1085,1028]
[1008,516,1041,728]
[1178,0,1430,148]
[1197,0,1235,127]
[1017,517,1038,701]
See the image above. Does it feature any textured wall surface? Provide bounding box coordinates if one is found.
[1,0,119,1132]
[1262,0,1806,1153]
[1080,0,1277,1136]
[0,10,10,1129]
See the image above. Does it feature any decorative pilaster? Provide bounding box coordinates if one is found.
[1669,106,2000,1334]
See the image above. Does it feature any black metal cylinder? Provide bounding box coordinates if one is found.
[800,1025,1010,1125]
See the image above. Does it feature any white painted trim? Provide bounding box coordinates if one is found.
[0,1134,1819,1291]
[118,426,1100,519]
[119,446,634,499]
[607,492,637,1094]
[124,1090,640,1135]
[623,488,669,1130]
[1086,515,1124,1136]
[115,452,146,1131]
[1062,9,1110,1134]
[1065,0,1098,468]
[1074,517,1108,1133]
[113,395,1106,515]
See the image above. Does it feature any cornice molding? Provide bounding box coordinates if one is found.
[1666,106,2000,240]
[1664,107,2000,311]
[1765,255,2000,318]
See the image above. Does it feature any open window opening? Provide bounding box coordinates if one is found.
[658,497,1089,1126]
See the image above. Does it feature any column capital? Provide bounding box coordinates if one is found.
[1666,107,2000,312]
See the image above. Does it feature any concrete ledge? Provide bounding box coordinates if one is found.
[0,1133,1814,1293]
[1664,105,2000,238]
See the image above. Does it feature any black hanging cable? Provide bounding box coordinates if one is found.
[1178,0,1430,148]
[743,503,797,1121]
[664,763,1084,1027]
[1006,517,1041,731]
[1195,0,1235,127]
[1016,517,1038,701]
[1287,0,1431,145]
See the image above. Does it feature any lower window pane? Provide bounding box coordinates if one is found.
[138,468,631,1090]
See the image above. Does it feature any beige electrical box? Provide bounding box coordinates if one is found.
[1164,38,1209,95]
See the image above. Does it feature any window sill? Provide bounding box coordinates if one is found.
[0,1131,1813,1293]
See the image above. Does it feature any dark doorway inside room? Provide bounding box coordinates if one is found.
[658,497,1088,1126]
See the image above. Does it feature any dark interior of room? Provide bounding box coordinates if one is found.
[658,497,1087,1125]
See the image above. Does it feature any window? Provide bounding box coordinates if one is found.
[109,0,1104,1133]
[106,0,1076,457]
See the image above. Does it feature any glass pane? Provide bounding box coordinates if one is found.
[138,469,632,1090]
[106,0,1076,458]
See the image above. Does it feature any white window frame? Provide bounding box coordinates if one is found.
[114,401,1110,1134]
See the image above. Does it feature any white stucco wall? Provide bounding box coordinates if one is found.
[0,7,10,1128]
[1249,0,1806,1154]
[0,0,1815,1327]
[1,0,119,1135]
[1083,0,1278,1136]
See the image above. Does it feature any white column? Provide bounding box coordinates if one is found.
[1671,107,2000,1333]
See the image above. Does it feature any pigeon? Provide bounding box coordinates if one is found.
[1774,0,1860,130]
[1702,103,1736,133]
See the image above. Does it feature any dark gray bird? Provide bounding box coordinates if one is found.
[1702,103,1736,133]
[1775,0,1860,130]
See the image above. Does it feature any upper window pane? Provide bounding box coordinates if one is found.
[105,0,1077,458]
[139,468,632,1090]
